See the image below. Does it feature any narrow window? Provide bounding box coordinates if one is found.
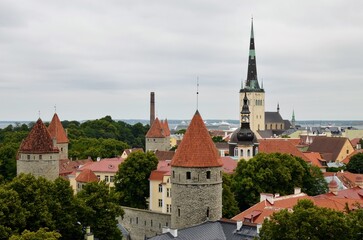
[172,171,175,178]
[234,147,238,157]
[240,149,243,157]
[247,149,251,157]
[158,199,163,207]
[186,172,191,180]
[151,220,153,227]
[39,155,42,160]
[158,184,162,192]
[178,208,181,217]
[206,171,211,179]
[207,207,210,218]
[110,176,114,182]
[96,175,100,181]
[105,176,109,182]
[136,217,138,224]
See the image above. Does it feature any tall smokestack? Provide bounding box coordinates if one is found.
[150,92,155,126]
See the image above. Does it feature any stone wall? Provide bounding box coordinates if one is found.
[119,207,171,240]
[17,153,59,180]
[146,137,170,151]
[171,166,222,229]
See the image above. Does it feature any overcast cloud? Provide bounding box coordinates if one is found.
[1,0,362,121]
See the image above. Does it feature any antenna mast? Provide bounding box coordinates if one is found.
[196,77,199,110]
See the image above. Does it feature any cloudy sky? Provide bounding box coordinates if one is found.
[1,1,362,122]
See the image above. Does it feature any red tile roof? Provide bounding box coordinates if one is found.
[303,152,327,168]
[342,149,363,164]
[221,157,237,174]
[155,150,175,161]
[146,118,169,138]
[258,139,309,161]
[350,138,361,148]
[75,169,98,183]
[59,159,93,176]
[161,119,171,136]
[79,157,125,173]
[48,113,69,144]
[149,170,169,181]
[18,118,59,154]
[171,111,223,168]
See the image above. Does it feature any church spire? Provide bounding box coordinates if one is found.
[244,18,261,91]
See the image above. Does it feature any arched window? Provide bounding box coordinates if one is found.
[234,147,238,157]
[247,149,251,157]
[240,149,244,157]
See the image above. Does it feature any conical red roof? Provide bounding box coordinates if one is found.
[48,113,69,143]
[75,169,98,183]
[19,118,59,154]
[171,111,223,168]
[146,118,167,138]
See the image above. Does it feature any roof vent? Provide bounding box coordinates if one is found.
[108,164,114,169]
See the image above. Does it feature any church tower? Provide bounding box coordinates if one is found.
[229,93,259,160]
[171,111,223,229]
[240,19,265,132]
[17,118,60,180]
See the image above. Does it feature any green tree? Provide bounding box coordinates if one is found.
[114,151,158,209]
[222,173,240,218]
[346,153,363,173]
[76,182,124,240]
[9,228,61,240]
[259,199,354,240]
[212,136,225,143]
[0,187,26,239]
[231,153,327,210]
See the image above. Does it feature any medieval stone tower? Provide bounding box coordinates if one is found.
[171,111,223,229]
[17,118,60,180]
[240,19,265,132]
[48,113,69,159]
[145,117,171,152]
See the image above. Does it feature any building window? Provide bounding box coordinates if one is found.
[347,149,349,154]
[110,176,114,182]
[207,207,210,218]
[96,175,100,181]
[158,184,162,192]
[167,178,170,183]
[186,172,191,180]
[167,204,171,213]
[206,171,211,179]
[247,149,251,157]
[172,171,175,178]
[151,220,153,227]
[39,155,42,160]
[50,156,52,160]
[167,188,171,197]
[136,217,138,224]
[178,208,181,217]
[27,155,30,160]
[240,149,243,157]
[158,199,163,208]
[105,176,109,182]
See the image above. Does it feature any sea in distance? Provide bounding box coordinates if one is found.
[1,120,363,130]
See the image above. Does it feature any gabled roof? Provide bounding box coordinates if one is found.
[48,113,69,143]
[307,136,351,161]
[303,152,327,168]
[258,139,309,161]
[171,111,223,168]
[146,118,169,138]
[221,157,237,174]
[59,159,93,176]
[161,119,171,136]
[18,118,59,154]
[149,170,169,181]
[265,112,284,123]
[79,157,125,173]
[155,150,175,161]
[75,168,98,183]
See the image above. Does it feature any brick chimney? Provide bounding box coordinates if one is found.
[150,92,155,126]
[328,179,338,195]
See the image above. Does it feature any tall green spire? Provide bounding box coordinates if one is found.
[242,18,263,92]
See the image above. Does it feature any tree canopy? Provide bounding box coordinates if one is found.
[0,174,123,240]
[259,199,363,240]
[222,173,240,218]
[114,151,158,209]
[346,153,363,174]
[231,153,328,210]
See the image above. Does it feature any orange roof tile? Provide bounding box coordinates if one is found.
[161,119,171,136]
[149,170,169,181]
[18,118,59,154]
[303,152,326,168]
[146,118,168,138]
[221,156,237,174]
[155,150,175,161]
[59,159,93,176]
[48,113,69,143]
[75,169,98,183]
[259,139,309,161]
[342,149,363,164]
[171,111,223,168]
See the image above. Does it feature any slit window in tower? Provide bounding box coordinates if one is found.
[186,172,191,180]
[206,171,211,179]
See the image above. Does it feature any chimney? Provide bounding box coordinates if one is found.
[328,178,339,195]
[236,221,243,231]
[260,193,274,204]
[162,227,178,237]
[294,187,301,195]
[150,92,155,126]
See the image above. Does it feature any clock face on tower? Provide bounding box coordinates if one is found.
[242,115,249,123]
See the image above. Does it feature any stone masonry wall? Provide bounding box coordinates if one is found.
[171,166,222,229]
[17,153,60,181]
[119,207,171,240]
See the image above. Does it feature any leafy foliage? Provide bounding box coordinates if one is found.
[9,228,61,240]
[114,151,158,209]
[259,199,363,240]
[231,153,328,210]
[211,136,225,143]
[222,173,240,218]
[76,181,124,240]
[346,152,363,173]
